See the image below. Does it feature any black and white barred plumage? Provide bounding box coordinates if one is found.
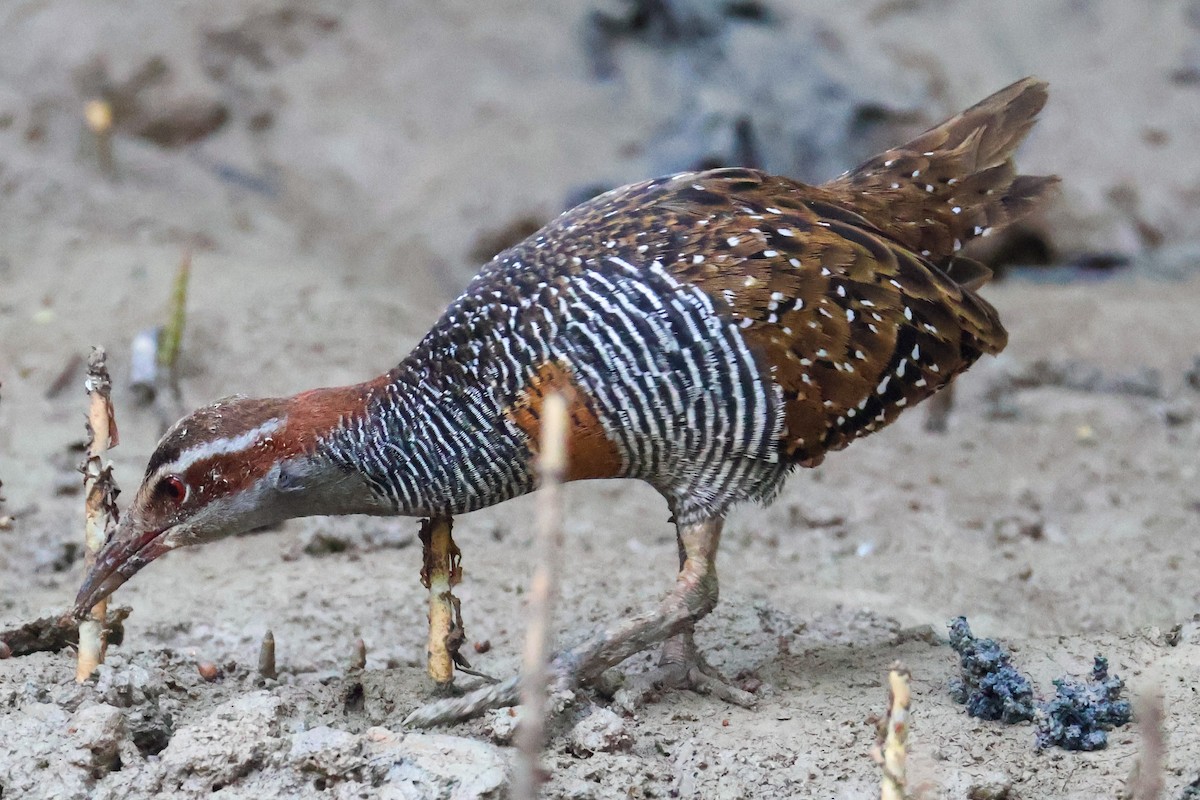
[321,194,793,523]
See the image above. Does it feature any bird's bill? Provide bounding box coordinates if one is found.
[72,523,173,618]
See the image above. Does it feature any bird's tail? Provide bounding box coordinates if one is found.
[823,76,1059,283]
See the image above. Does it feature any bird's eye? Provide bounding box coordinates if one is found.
[157,475,188,505]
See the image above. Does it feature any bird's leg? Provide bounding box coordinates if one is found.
[610,521,756,711]
[552,516,723,686]
[404,517,742,728]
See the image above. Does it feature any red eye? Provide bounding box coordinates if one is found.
[158,475,188,504]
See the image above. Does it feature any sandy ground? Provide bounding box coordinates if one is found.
[3,2,1200,798]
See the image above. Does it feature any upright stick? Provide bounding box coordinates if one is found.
[874,662,912,800]
[420,515,463,691]
[258,630,277,680]
[514,392,568,800]
[1128,688,1165,800]
[76,348,120,682]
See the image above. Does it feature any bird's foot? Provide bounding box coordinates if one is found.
[402,609,688,729]
[403,660,587,729]
[613,632,756,713]
[404,518,727,728]
[403,674,528,728]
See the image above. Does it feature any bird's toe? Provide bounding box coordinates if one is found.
[613,639,757,713]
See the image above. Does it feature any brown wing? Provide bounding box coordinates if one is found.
[488,79,1053,467]
[824,76,1059,266]
[659,167,1007,465]
[656,78,1057,465]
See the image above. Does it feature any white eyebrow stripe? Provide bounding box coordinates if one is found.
[160,418,285,476]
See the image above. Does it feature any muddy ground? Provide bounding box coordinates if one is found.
[2,2,1200,798]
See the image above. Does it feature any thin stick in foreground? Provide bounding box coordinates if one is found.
[1125,687,1165,800]
[76,348,121,682]
[513,391,568,800]
[872,662,912,800]
[420,515,465,692]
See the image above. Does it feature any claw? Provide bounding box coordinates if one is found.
[613,634,757,713]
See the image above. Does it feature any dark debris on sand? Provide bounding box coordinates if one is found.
[1034,656,1132,752]
[948,618,1133,752]
[948,616,1036,724]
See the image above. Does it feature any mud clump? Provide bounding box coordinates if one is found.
[949,619,1132,752]
[567,706,633,756]
[948,616,1036,724]
[1034,657,1131,752]
[68,704,127,778]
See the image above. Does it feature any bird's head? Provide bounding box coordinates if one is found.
[72,387,383,618]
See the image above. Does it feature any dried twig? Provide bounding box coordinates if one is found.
[76,348,121,682]
[872,662,912,800]
[513,392,568,800]
[1125,688,1165,800]
[1,607,129,659]
[419,515,465,691]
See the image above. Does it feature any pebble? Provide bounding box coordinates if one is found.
[967,777,1014,799]
[483,706,522,745]
[568,706,632,755]
[68,703,126,775]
